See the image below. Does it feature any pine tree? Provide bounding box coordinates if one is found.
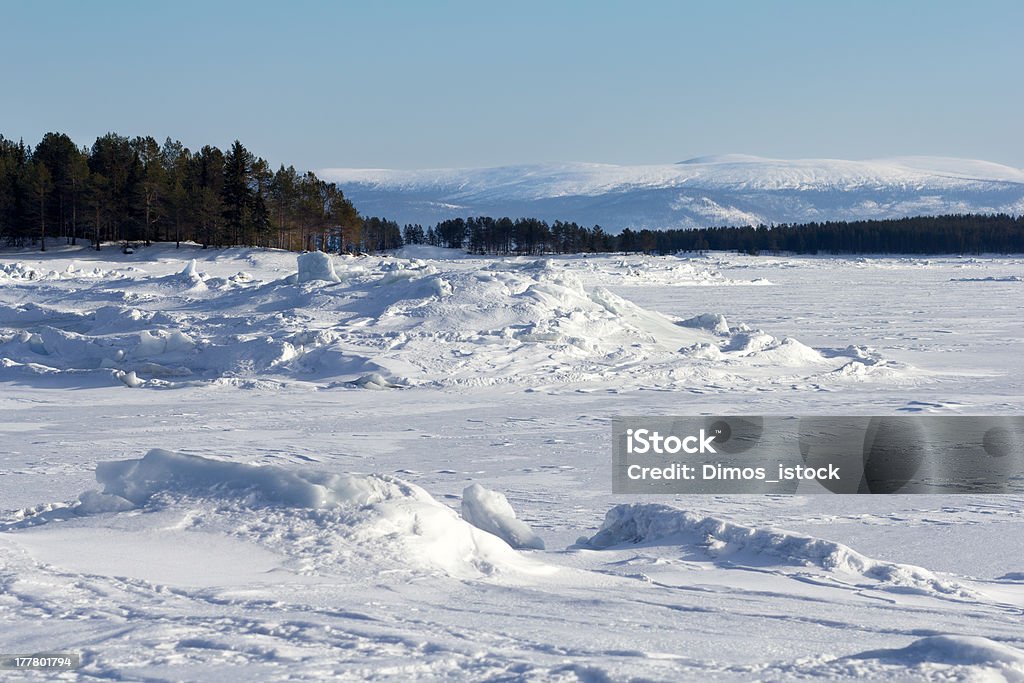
[26,160,52,250]
[33,132,78,243]
[221,140,253,246]
[133,136,164,246]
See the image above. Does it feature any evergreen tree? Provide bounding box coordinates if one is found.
[33,132,78,243]
[221,140,253,246]
[26,159,52,250]
[133,136,164,246]
[0,137,30,245]
[89,133,141,246]
[160,138,190,247]
[249,156,273,247]
[188,145,225,248]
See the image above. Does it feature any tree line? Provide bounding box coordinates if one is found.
[398,213,1024,255]
[0,131,362,252]
[402,216,616,254]
[622,214,1024,255]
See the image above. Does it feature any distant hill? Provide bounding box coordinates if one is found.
[320,155,1024,231]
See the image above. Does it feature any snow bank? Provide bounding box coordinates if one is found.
[582,503,973,597]
[851,635,1024,666]
[91,449,379,508]
[77,449,547,578]
[461,483,544,550]
[296,251,341,283]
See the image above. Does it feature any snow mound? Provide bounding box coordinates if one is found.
[724,332,828,365]
[296,251,341,283]
[89,448,388,508]
[461,483,545,550]
[178,259,206,289]
[851,635,1024,666]
[582,503,973,597]
[350,372,404,389]
[75,449,546,578]
[321,263,725,387]
[679,312,731,335]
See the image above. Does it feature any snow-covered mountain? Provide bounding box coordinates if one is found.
[321,155,1024,231]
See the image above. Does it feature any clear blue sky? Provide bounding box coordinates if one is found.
[3,0,1022,170]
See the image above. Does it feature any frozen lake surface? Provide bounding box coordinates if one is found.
[1,244,1022,680]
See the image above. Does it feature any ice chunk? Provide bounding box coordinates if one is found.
[678,312,730,335]
[297,251,341,283]
[353,372,401,389]
[178,259,207,289]
[76,489,135,513]
[461,483,545,550]
[116,370,144,387]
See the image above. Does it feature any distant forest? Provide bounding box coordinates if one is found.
[2,132,1022,256]
[0,131,367,252]
[404,214,1024,255]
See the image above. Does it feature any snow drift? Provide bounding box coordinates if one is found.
[77,449,550,578]
[582,503,974,598]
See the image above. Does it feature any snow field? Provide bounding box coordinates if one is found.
[1,243,1023,680]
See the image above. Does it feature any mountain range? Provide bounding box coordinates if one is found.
[321,155,1024,231]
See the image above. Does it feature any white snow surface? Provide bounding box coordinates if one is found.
[1,243,1023,681]
[322,155,1024,230]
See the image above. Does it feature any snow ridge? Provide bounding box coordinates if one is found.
[583,503,975,598]
[0,248,907,390]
